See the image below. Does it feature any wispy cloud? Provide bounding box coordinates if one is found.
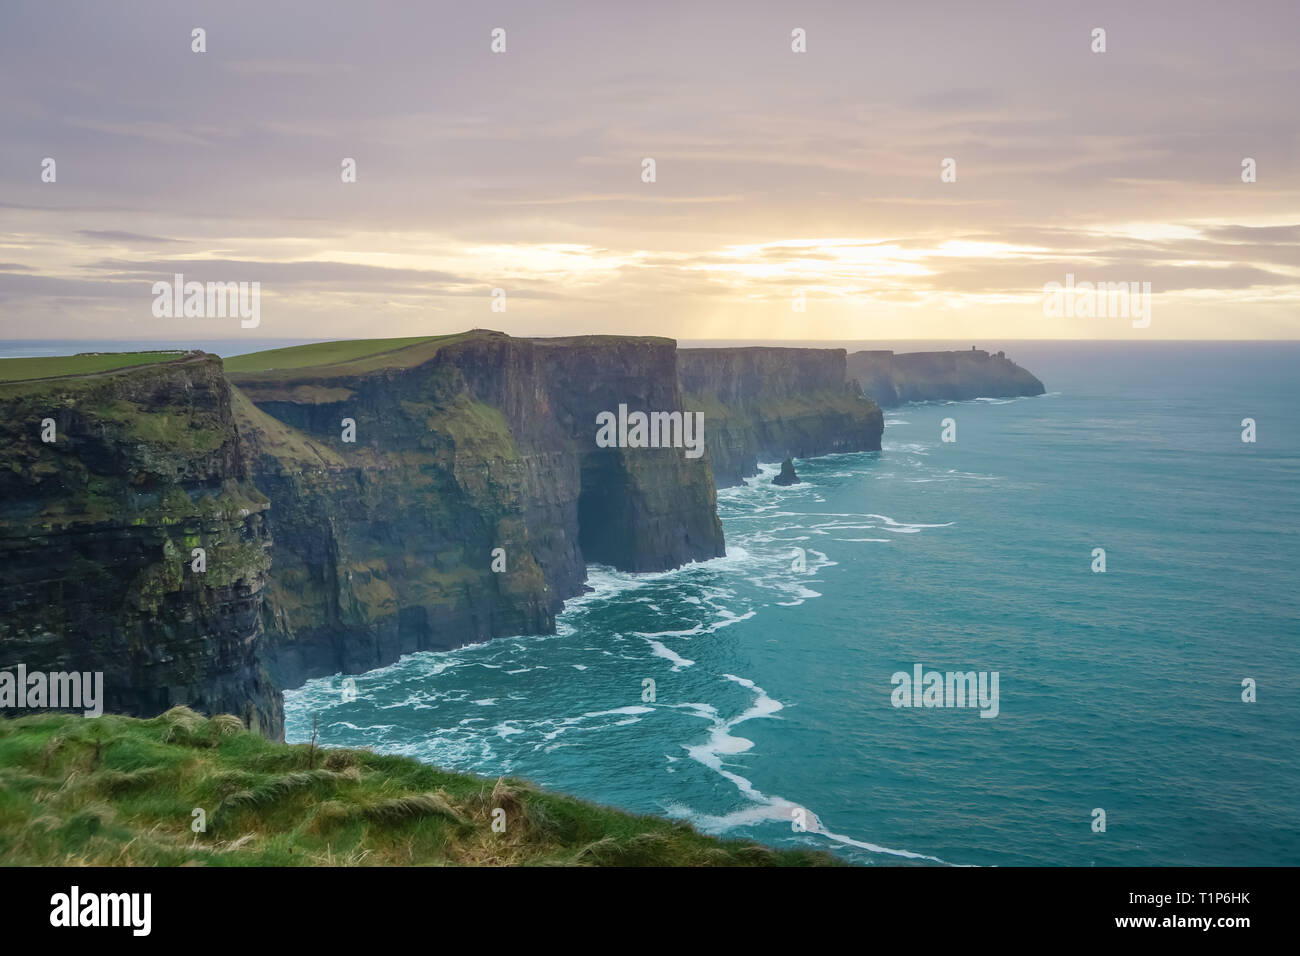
[0,0,1296,339]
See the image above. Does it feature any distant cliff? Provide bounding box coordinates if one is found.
[0,353,283,737]
[679,347,883,486]
[847,349,1044,406]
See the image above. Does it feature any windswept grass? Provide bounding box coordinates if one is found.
[0,351,189,384]
[223,333,471,377]
[221,331,675,379]
[0,711,840,867]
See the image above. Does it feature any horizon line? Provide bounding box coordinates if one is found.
[5,337,1300,344]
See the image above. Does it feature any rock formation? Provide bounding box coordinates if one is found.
[228,331,724,689]
[2,332,1036,738]
[772,458,800,485]
[0,353,283,737]
[678,347,883,486]
[846,348,1044,406]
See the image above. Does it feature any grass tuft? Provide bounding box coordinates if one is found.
[210,714,245,737]
[0,712,841,867]
[357,792,469,826]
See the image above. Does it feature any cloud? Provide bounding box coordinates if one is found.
[63,118,239,147]
[1203,224,1300,244]
[77,230,188,244]
[223,59,358,77]
[0,272,143,299]
[0,0,1297,339]
[80,258,481,290]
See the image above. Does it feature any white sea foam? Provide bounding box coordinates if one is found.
[586,706,654,718]
[667,674,949,863]
[282,442,962,865]
[645,639,695,670]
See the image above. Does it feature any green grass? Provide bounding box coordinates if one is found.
[223,332,679,387]
[0,711,840,867]
[223,334,472,376]
[0,351,189,383]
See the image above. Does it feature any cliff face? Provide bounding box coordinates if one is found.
[228,331,723,689]
[678,347,883,486]
[0,354,282,737]
[847,349,1045,406]
[525,337,724,571]
[1,334,895,738]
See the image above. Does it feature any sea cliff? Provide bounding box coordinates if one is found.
[679,347,883,486]
[846,348,1045,406]
[2,332,1012,738]
[228,331,723,689]
[0,353,283,737]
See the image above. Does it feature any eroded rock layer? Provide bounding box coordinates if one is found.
[228,332,723,689]
[678,347,884,486]
[0,354,282,737]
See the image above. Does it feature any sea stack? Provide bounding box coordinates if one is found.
[772,457,800,485]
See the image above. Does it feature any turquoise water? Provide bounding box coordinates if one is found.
[280,343,1291,864]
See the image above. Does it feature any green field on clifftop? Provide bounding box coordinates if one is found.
[0,711,838,867]
[0,351,189,383]
[223,333,472,378]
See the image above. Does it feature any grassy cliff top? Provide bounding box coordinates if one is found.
[1,333,683,388]
[0,351,194,384]
[224,335,456,374]
[222,332,516,382]
[224,331,677,375]
[0,710,838,867]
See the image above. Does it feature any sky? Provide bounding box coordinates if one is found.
[1,0,1298,343]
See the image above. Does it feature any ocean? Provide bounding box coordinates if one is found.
[283,342,1300,866]
[7,339,1296,865]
